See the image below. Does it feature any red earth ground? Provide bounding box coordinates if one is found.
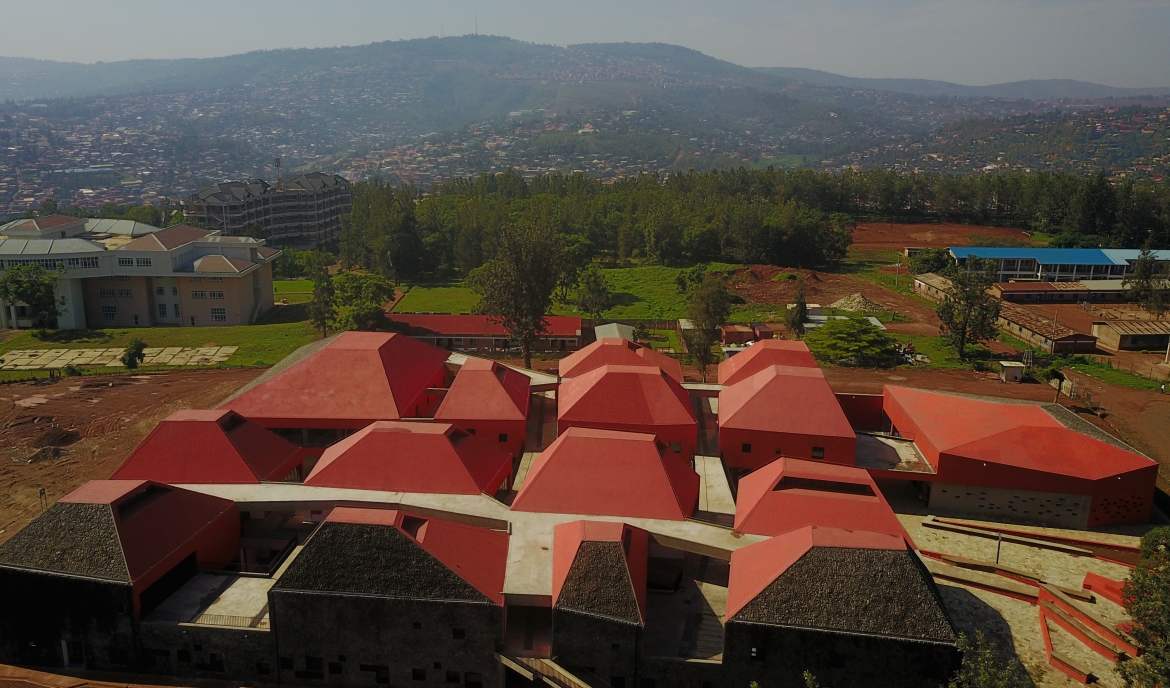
[851,222,1035,250]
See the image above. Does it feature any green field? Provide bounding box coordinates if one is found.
[0,322,320,380]
[274,279,313,293]
[889,333,991,370]
[394,286,481,314]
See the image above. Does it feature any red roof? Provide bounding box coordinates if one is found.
[112,409,301,484]
[305,421,512,495]
[726,525,905,619]
[221,332,450,428]
[552,520,649,622]
[434,358,530,423]
[883,386,1154,480]
[558,364,696,434]
[386,314,582,338]
[511,427,699,520]
[719,365,855,439]
[734,458,907,539]
[61,480,238,584]
[558,338,683,382]
[718,340,817,386]
[121,225,213,251]
[326,507,509,605]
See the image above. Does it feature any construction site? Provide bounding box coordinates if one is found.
[0,333,1164,688]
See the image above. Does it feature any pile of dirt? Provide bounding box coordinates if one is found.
[829,293,887,313]
[24,447,68,464]
[31,427,82,448]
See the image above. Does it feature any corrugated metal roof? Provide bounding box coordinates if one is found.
[951,247,1118,265]
[998,302,1089,340]
[0,237,104,254]
[1092,320,1170,336]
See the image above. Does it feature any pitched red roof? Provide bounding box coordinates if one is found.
[326,507,509,604]
[719,365,855,440]
[434,358,530,423]
[558,364,696,433]
[120,225,213,251]
[193,255,256,274]
[386,314,582,338]
[558,338,683,382]
[734,458,907,539]
[511,427,699,520]
[221,332,450,428]
[305,421,511,495]
[883,386,1154,480]
[552,520,649,623]
[112,409,301,484]
[725,525,905,619]
[718,340,818,386]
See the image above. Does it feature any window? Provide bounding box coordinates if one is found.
[192,276,205,282]
[465,673,483,688]
[328,662,342,675]
[66,256,99,269]
[446,671,460,684]
[133,315,139,326]
[158,304,167,318]
[211,307,226,322]
[118,257,134,267]
[208,276,223,282]
[136,258,152,267]
[412,669,426,681]
[256,661,271,675]
[156,286,165,296]
[190,316,196,326]
[209,291,225,300]
[498,433,508,443]
[117,275,130,281]
[741,443,752,453]
[173,303,180,315]
[452,627,465,640]
[102,306,117,321]
[171,286,178,296]
[811,447,825,459]
[118,289,132,298]
[100,289,115,298]
[413,622,422,630]
[192,291,207,299]
[177,650,191,663]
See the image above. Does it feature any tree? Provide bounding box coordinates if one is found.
[467,223,563,368]
[804,318,896,367]
[556,235,593,304]
[1118,527,1170,687]
[684,275,732,382]
[675,264,706,295]
[576,263,612,323]
[785,274,809,338]
[307,258,337,338]
[1123,247,1169,319]
[937,258,1001,358]
[337,300,390,332]
[910,248,954,275]
[120,337,147,369]
[38,198,58,216]
[0,264,64,329]
[333,272,394,308]
[947,631,1031,688]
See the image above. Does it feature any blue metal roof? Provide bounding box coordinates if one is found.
[949,247,1119,265]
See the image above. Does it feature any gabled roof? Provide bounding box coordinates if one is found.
[559,338,683,382]
[884,386,1154,480]
[434,358,530,423]
[192,254,257,274]
[386,314,583,338]
[718,340,818,386]
[275,507,507,605]
[553,521,648,624]
[726,526,955,644]
[511,427,699,521]
[718,365,855,440]
[305,421,511,495]
[112,409,301,484]
[0,480,236,584]
[120,225,213,251]
[558,365,696,430]
[220,332,450,427]
[734,458,906,539]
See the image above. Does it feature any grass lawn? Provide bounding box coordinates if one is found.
[645,329,681,352]
[730,303,787,323]
[394,286,480,314]
[1065,360,1162,392]
[276,292,313,304]
[598,263,738,320]
[889,333,990,370]
[274,279,313,293]
[0,322,320,380]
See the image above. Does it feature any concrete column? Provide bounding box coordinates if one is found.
[55,278,87,330]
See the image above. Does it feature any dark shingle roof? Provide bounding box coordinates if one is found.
[733,547,955,643]
[0,503,129,581]
[556,541,641,624]
[275,522,489,603]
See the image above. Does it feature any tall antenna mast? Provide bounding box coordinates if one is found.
[475,12,478,35]
[274,157,282,191]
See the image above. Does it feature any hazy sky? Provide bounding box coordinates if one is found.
[3,0,1169,87]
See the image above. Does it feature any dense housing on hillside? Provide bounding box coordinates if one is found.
[182,173,352,244]
[0,333,1158,688]
[0,215,279,329]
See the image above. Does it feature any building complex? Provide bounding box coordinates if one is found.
[0,215,279,329]
[182,173,352,245]
[0,333,1159,688]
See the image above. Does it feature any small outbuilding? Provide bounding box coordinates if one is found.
[998,361,1026,383]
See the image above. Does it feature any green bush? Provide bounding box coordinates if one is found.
[804,318,896,367]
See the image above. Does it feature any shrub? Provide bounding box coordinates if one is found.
[804,318,896,367]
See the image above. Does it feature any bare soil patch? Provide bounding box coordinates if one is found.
[0,368,265,544]
[852,222,1034,250]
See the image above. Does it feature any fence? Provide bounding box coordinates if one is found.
[1084,355,1170,383]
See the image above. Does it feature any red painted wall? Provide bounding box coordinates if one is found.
[720,427,857,470]
[448,418,528,458]
[835,393,885,432]
[557,419,696,460]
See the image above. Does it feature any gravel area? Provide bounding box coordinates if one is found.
[0,502,128,581]
[557,541,641,624]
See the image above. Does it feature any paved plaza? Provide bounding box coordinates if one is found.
[0,346,238,370]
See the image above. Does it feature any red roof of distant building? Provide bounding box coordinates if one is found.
[553,520,649,623]
[386,314,582,338]
[434,358,530,423]
[121,225,213,251]
[734,458,907,539]
[511,427,699,520]
[326,507,508,604]
[558,364,696,432]
[726,525,905,619]
[112,409,301,484]
[718,340,818,386]
[305,421,512,495]
[558,338,683,382]
[719,365,855,439]
[220,332,450,428]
